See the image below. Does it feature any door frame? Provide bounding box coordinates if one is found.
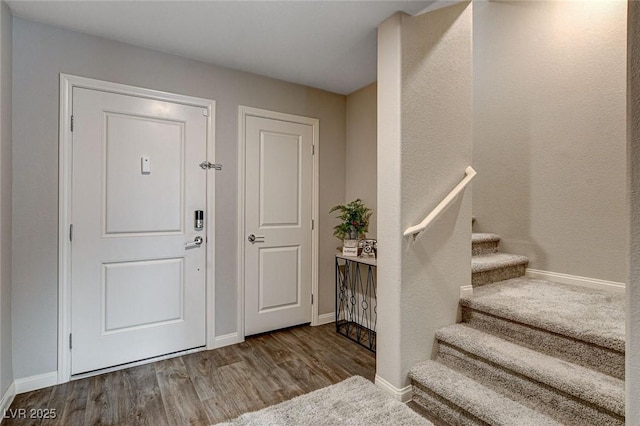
[58,74,217,383]
[237,106,319,342]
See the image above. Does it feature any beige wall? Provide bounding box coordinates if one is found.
[345,83,377,239]
[627,1,640,422]
[11,18,346,379]
[473,1,628,283]
[0,0,13,396]
[377,2,472,390]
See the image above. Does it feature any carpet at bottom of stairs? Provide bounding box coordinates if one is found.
[215,376,431,426]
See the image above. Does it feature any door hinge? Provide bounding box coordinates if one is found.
[202,109,208,117]
[311,219,314,230]
[312,145,315,155]
[199,161,222,171]
[311,294,314,305]
[70,115,74,132]
[69,224,73,242]
[69,333,72,350]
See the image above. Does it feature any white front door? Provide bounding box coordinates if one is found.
[71,87,208,375]
[244,115,314,335]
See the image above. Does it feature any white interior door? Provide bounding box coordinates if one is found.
[244,115,314,335]
[71,87,208,375]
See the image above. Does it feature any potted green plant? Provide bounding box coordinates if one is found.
[330,199,372,256]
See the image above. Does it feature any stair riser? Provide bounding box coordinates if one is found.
[407,401,449,426]
[436,342,624,425]
[411,384,488,426]
[472,264,526,286]
[472,241,498,256]
[461,308,624,379]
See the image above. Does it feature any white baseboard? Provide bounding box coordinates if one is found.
[526,269,625,294]
[214,332,241,348]
[375,374,413,403]
[459,285,473,298]
[14,371,57,394]
[0,382,15,417]
[316,312,335,325]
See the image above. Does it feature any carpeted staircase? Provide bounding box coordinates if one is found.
[471,233,528,286]
[409,232,625,425]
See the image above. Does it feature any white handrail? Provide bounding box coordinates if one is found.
[403,166,477,238]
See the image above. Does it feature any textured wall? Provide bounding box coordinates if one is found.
[377,11,404,391]
[473,1,628,283]
[0,0,13,396]
[12,18,346,379]
[627,1,640,422]
[346,82,377,238]
[377,2,472,390]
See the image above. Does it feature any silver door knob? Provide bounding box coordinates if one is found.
[248,234,265,243]
[185,236,204,249]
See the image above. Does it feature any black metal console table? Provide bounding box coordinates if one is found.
[335,254,377,352]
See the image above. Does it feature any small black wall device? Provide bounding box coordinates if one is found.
[195,210,204,231]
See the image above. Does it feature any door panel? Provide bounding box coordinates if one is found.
[103,258,184,332]
[244,115,313,336]
[71,87,207,375]
[259,246,300,311]
[104,113,184,235]
[260,131,301,226]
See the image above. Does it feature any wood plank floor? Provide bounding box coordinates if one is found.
[4,324,376,426]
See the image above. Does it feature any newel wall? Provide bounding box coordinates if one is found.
[376,2,472,395]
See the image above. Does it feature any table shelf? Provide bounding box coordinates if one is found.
[335,254,377,352]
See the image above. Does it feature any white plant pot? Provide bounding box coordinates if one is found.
[342,239,359,256]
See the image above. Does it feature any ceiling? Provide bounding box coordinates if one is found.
[7,1,438,95]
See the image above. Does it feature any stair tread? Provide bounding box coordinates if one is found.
[471,253,528,273]
[471,233,501,244]
[410,361,563,426]
[437,324,625,416]
[461,277,625,352]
